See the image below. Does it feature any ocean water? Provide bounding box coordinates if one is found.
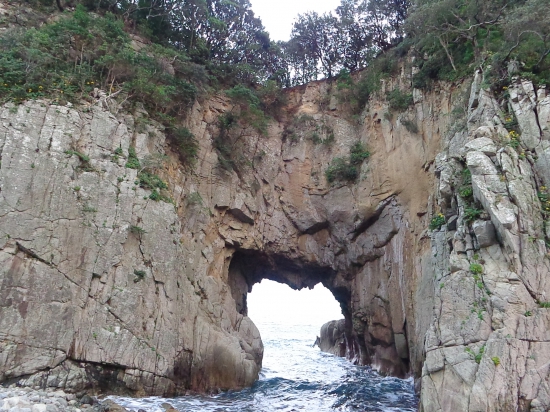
[110,320,418,412]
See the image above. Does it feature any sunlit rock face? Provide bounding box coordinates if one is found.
[1,69,549,411]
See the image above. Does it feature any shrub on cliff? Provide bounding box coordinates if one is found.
[170,127,198,167]
[325,142,370,183]
[0,6,198,112]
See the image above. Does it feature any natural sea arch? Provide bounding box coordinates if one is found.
[226,250,410,377]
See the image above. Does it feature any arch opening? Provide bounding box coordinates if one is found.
[227,250,359,364]
[227,249,411,378]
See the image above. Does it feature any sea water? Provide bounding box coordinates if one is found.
[110,320,418,411]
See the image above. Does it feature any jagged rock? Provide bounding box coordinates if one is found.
[472,220,497,248]
[464,137,497,156]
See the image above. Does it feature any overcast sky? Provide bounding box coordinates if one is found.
[249,0,341,41]
[248,279,343,326]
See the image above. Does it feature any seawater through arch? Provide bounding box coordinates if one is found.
[110,279,418,411]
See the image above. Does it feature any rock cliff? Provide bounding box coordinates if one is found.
[1,67,550,410]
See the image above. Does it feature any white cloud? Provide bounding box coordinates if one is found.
[249,0,341,41]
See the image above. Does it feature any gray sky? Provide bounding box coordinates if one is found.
[248,280,343,326]
[249,0,341,41]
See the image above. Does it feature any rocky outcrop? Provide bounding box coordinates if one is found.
[318,319,347,357]
[420,74,550,412]
[1,64,549,411]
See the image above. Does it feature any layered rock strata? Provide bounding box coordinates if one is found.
[1,67,549,411]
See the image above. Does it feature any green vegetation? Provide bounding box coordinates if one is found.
[0,6,197,109]
[82,204,97,213]
[508,130,521,149]
[65,150,90,163]
[470,263,483,275]
[133,269,146,282]
[539,302,550,308]
[491,357,501,367]
[137,172,167,191]
[387,89,413,111]
[464,207,483,223]
[129,225,146,236]
[538,186,550,218]
[407,0,550,88]
[170,127,198,167]
[147,188,171,203]
[429,213,446,231]
[325,142,370,183]
[465,345,485,364]
[225,85,269,135]
[401,119,419,134]
[125,147,140,170]
[459,186,473,199]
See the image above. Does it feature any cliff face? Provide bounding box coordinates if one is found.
[1,67,550,410]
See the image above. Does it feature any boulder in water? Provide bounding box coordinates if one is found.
[318,319,346,357]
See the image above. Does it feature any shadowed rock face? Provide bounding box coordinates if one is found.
[1,69,550,411]
[318,319,347,357]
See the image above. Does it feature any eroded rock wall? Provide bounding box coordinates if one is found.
[2,64,548,410]
[0,73,451,395]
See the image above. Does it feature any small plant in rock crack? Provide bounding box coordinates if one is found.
[463,207,483,223]
[539,301,550,308]
[134,269,146,282]
[470,263,483,275]
[491,357,500,366]
[508,130,521,149]
[465,345,485,364]
[325,142,370,183]
[129,225,146,236]
[538,186,550,216]
[429,213,446,231]
[459,185,473,199]
[65,150,90,163]
[82,204,97,213]
[462,168,472,184]
[401,118,419,134]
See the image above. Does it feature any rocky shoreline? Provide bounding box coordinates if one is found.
[0,386,180,412]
